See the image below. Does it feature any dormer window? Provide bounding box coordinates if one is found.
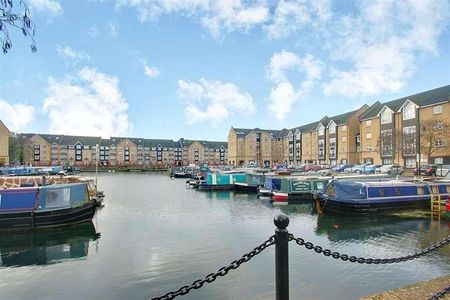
[318,124,325,136]
[288,132,293,141]
[329,123,336,134]
[403,102,416,120]
[381,108,392,124]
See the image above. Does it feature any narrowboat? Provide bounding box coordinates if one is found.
[272,177,329,205]
[317,180,450,213]
[198,173,237,191]
[0,183,97,230]
[0,166,63,176]
[234,173,265,192]
[257,177,282,198]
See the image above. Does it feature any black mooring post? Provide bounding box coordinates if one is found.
[274,213,289,300]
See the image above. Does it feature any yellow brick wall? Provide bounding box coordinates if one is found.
[0,121,9,165]
[360,118,382,165]
[419,102,450,162]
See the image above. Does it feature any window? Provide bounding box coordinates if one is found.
[433,122,444,130]
[76,144,82,149]
[434,157,443,164]
[45,188,71,208]
[318,124,325,136]
[288,132,293,141]
[296,131,301,140]
[329,123,336,134]
[342,125,347,132]
[76,155,82,161]
[405,158,416,168]
[366,120,372,127]
[433,105,442,114]
[434,140,444,147]
[342,136,347,142]
[366,146,373,151]
[366,133,372,139]
[403,102,416,120]
[381,109,392,124]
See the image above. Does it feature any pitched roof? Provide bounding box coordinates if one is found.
[144,139,176,148]
[232,127,280,138]
[328,110,358,126]
[60,135,101,146]
[0,120,10,133]
[360,85,450,120]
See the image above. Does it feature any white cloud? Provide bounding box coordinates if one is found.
[266,50,324,120]
[29,0,62,15]
[177,78,255,125]
[42,67,131,138]
[142,60,160,78]
[265,0,331,39]
[107,21,120,37]
[116,0,269,40]
[0,99,36,132]
[322,0,450,97]
[56,45,91,62]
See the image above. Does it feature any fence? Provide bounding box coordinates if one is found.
[152,214,450,300]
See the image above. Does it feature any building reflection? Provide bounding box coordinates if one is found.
[0,221,100,267]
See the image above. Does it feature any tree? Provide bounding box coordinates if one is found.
[0,0,36,54]
[8,133,24,165]
[420,119,450,164]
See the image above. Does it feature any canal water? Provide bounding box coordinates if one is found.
[1,173,449,300]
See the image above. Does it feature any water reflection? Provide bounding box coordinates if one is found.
[0,222,100,267]
[315,211,433,242]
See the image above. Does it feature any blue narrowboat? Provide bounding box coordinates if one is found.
[0,183,97,230]
[0,166,64,176]
[317,180,450,213]
[257,177,282,197]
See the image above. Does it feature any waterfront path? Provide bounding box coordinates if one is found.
[361,275,450,299]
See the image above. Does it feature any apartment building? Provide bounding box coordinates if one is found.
[359,85,450,168]
[228,128,285,166]
[17,134,227,168]
[0,121,9,166]
[228,85,450,168]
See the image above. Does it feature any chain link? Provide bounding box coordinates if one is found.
[151,235,275,300]
[429,282,450,300]
[288,233,450,264]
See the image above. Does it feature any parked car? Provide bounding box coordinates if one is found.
[380,164,404,175]
[332,164,352,172]
[414,165,438,176]
[305,164,321,171]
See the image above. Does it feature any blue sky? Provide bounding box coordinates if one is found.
[1,0,449,141]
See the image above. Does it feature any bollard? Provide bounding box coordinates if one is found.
[274,213,289,300]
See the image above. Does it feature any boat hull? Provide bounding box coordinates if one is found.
[319,197,431,214]
[234,184,259,193]
[198,184,233,191]
[0,202,97,231]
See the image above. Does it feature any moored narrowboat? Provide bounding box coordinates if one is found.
[317,180,450,213]
[234,173,265,192]
[272,177,329,205]
[0,183,97,230]
[257,177,282,198]
[198,173,237,191]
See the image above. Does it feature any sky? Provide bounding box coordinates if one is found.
[0,0,449,142]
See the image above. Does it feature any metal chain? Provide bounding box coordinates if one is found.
[151,235,276,300]
[288,233,450,264]
[429,282,450,300]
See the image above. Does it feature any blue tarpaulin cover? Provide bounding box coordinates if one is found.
[37,183,88,210]
[333,181,367,200]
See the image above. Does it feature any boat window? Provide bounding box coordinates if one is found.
[417,187,424,195]
[45,188,71,208]
[378,188,385,196]
[431,186,439,194]
[447,186,450,193]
